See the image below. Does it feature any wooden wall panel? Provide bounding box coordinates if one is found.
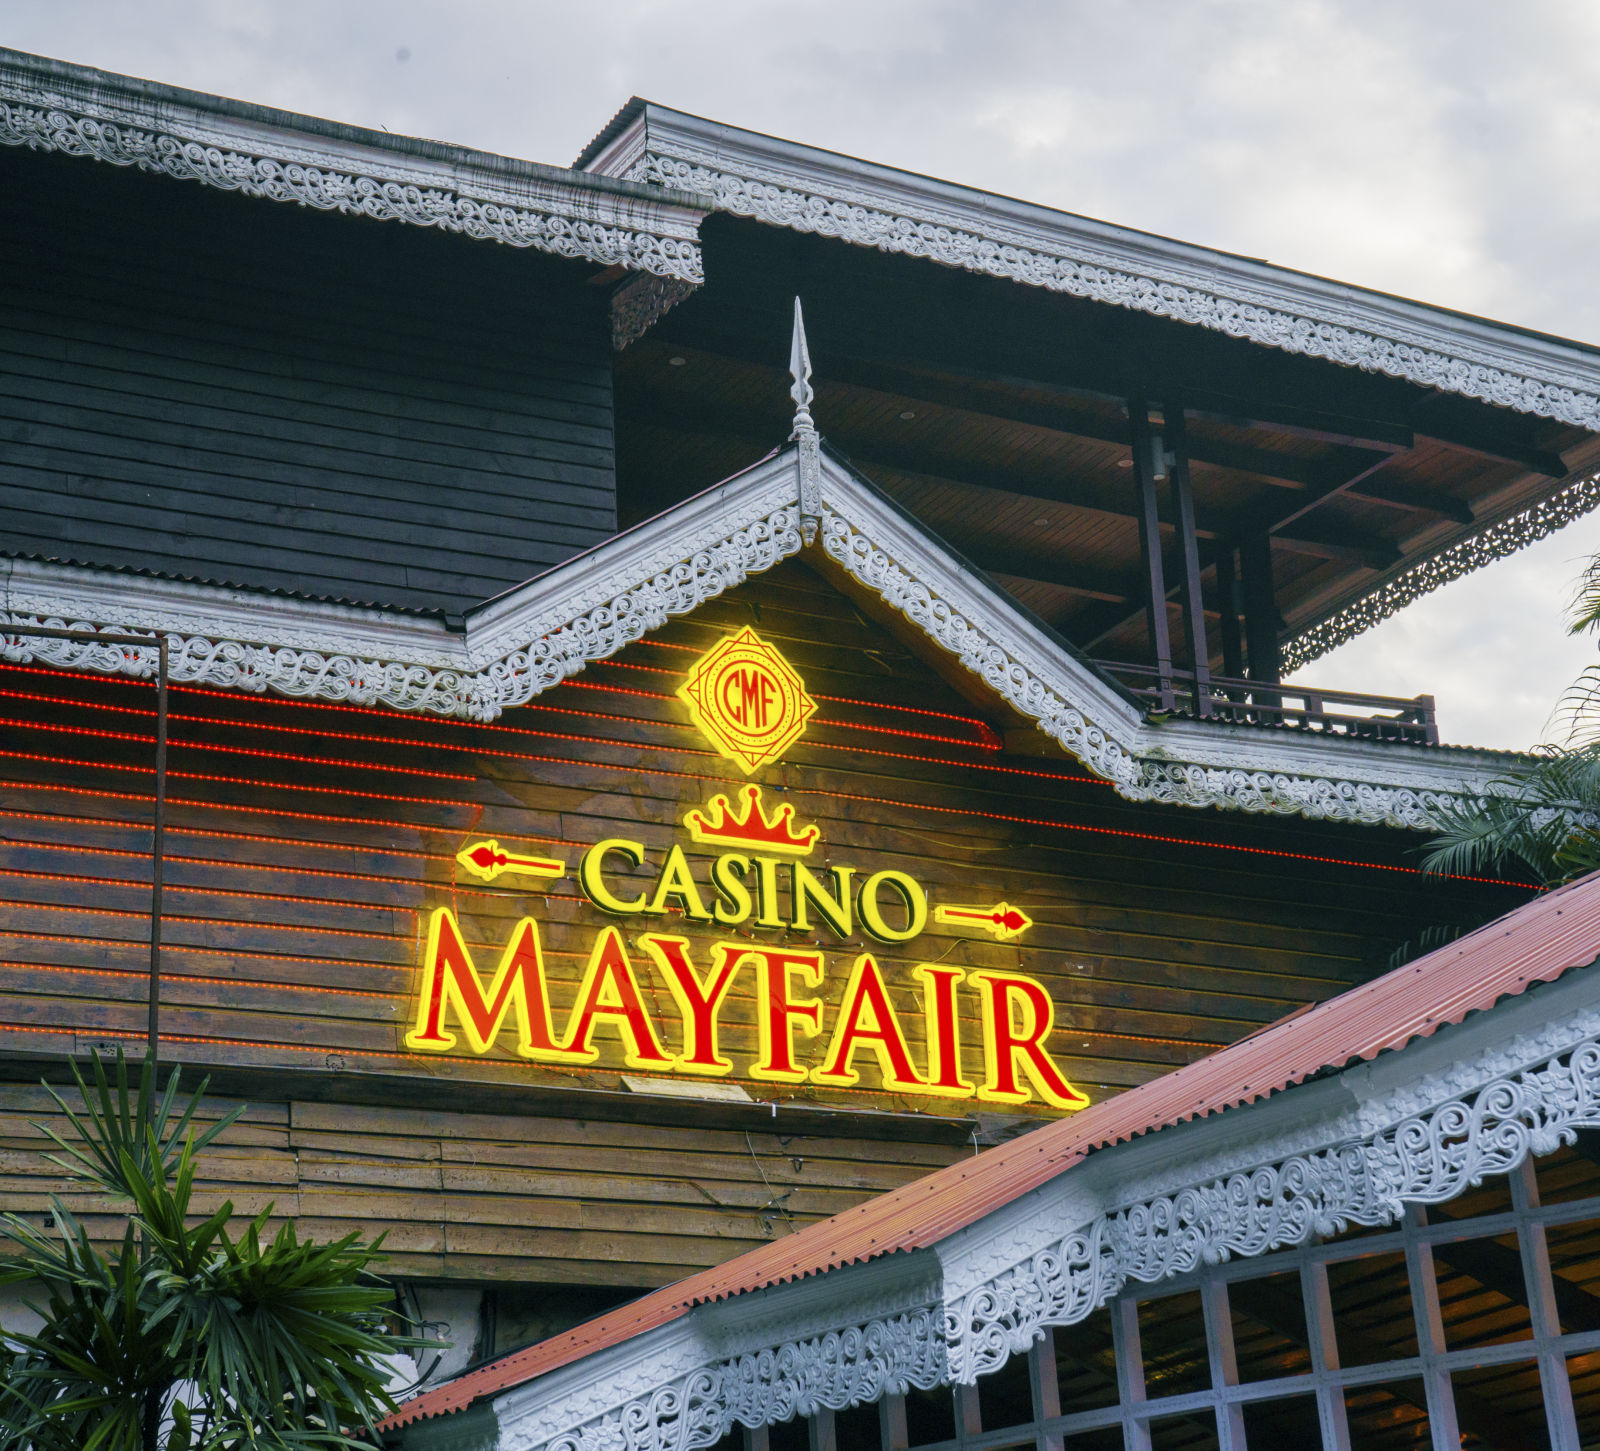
[0,145,616,614]
[0,1083,960,1287]
[0,558,1525,1279]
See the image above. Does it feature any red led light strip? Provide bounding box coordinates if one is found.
[2,899,397,940]
[0,681,1096,784]
[0,749,475,807]
[0,660,1008,755]
[0,715,473,780]
[0,675,1523,888]
[0,785,529,841]
[0,743,1521,889]
[0,959,397,1001]
[0,857,418,909]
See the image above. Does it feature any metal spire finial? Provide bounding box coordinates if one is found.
[789,296,815,439]
[788,297,822,545]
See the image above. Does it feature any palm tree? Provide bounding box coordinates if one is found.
[0,1052,433,1450]
[1421,554,1600,888]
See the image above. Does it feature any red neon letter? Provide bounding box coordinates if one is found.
[406,908,569,1060]
[563,926,674,1068]
[911,964,975,1098]
[748,947,825,1084]
[641,934,743,1075]
[812,953,924,1091]
[971,971,1089,1111]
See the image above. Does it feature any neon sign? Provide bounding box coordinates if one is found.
[406,634,1089,1112]
[676,627,817,772]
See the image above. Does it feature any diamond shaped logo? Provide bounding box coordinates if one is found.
[677,627,818,773]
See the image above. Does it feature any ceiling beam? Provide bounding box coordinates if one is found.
[957,544,1132,604]
[632,341,1487,530]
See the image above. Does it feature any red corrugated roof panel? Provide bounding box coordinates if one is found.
[383,870,1594,1432]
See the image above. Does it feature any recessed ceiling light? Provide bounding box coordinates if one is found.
[1116,457,1134,468]
[1032,517,1049,528]
[668,356,687,367]
[898,410,916,420]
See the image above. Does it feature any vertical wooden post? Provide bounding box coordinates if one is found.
[1111,1298,1152,1451]
[1200,1281,1245,1450]
[878,1394,909,1451]
[1300,1258,1352,1451]
[1216,547,1244,684]
[1238,532,1281,686]
[1164,408,1211,717]
[808,1408,837,1451]
[1127,399,1174,710]
[1402,1206,1463,1451]
[1031,1327,1064,1451]
[1513,1159,1582,1450]
[956,1381,983,1440]
[745,1424,770,1451]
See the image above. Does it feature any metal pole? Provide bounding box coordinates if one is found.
[1164,407,1212,718]
[1,624,167,1076]
[1127,398,1175,712]
[148,637,166,1071]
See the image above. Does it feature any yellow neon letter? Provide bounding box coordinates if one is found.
[748,947,825,1084]
[812,953,924,1091]
[406,908,573,1061]
[641,934,743,1075]
[562,926,674,1068]
[970,971,1088,1111]
[579,838,649,915]
[857,870,928,943]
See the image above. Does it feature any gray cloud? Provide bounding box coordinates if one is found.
[8,1,1597,747]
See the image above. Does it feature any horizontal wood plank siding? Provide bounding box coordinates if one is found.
[0,146,617,613]
[0,559,1526,1280]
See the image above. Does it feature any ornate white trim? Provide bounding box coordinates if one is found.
[0,448,1518,826]
[1284,470,1600,671]
[417,958,1600,1451]
[0,51,703,283]
[939,966,1600,1383]
[581,105,1600,430]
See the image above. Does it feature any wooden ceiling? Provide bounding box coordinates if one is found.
[613,217,1594,671]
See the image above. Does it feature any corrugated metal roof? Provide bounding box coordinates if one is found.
[383,870,1597,1433]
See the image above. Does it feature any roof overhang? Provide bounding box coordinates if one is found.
[579,100,1600,433]
[1,440,1519,830]
[0,49,706,348]
[383,875,1600,1445]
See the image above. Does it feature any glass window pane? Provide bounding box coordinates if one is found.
[1432,1232,1534,1350]
[976,1351,1033,1432]
[1453,1360,1551,1451]
[1138,1289,1211,1399]
[1541,1214,1600,1334]
[770,1416,808,1451]
[1535,1130,1600,1207]
[1240,1394,1320,1443]
[1567,1351,1600,1447]
[1054,1308,1120,1413]
[1343,1378,1431,1449]
[1440,1174,1515,1220]
[1228,1272,1312,1383]
[1326,1251,1419,1366]
[833,1402,880,1451]
[902,1384,955,1448]
[1062,1430,1124,1451]
[1146,1410,1219,1450]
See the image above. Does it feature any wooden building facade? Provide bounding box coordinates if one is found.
[2,46,1600,1417]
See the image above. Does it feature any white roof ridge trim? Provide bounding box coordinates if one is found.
[0,49,704,284]
[584,103,1600,430]
[0,449,1510,830]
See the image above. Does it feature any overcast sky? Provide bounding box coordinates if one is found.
[9,2,1599,750]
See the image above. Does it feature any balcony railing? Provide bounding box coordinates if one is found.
[1093,661,1439,746]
